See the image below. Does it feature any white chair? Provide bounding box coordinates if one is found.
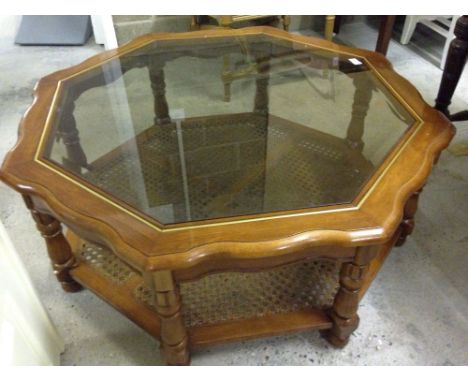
[400,15,460,69]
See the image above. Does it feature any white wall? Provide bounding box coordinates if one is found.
[0,15,21,40]
[0,219,64,365]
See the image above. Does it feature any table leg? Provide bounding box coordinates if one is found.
[58,99,89,174]
[220,16,234,102]
[253,56,270,115]
[345,74,374,151]
[323,246,376,347]
[222,54,232,102]
[148,59,171,124]
[395,188,422,247]
[435,16,468,119]
[151,270,190,365]
[375,16,396,56]
[22,195,82,293]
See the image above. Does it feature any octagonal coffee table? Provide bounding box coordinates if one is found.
[0,27,454,365]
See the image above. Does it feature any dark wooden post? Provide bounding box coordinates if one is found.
[148,58,171,125]
[23,195,82,292]
[151,270,190,365]
[375,16,396,56]
[435,16,468,120]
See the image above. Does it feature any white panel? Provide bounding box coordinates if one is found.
[0,220,64,366]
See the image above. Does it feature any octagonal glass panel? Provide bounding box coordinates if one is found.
[42,33,415,224]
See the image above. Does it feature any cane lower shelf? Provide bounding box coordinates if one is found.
[0,26,454,365]
[68,231,336,346]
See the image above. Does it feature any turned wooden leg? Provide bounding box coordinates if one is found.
[148,58,171,124]
[323,246,376,347]
[345,74,374,152]
[222,54,232,102]
[219,16,234,102]
[325,15,336,41]
[190,16,199,31]
[396,188,422,247]
[151,270,190,365]
[435,16,468,119]
[282,15,291,31]
[253,56,270,115]
[58,98,89,174]
[23,195,82,292]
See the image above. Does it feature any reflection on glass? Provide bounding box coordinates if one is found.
[43,34,415,224]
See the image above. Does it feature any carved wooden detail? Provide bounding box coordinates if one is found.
[150,270,190,365]
[57,97,89,173]
[0,27,456,365]
[22,195,82,292]
[345,74,375,152]
[323,246,376,347]
[148,58,171,125]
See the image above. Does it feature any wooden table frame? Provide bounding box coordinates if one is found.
[0,27,455,365]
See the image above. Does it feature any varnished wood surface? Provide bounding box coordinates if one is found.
[0,27,455,365]
[190,309,332,347]
[0,26,455,273]
[67,229,334,353]
[359,227,401,299]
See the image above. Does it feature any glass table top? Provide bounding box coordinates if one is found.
[42,33,415,225]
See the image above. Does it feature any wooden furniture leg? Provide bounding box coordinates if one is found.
[148,58,171,124]
[58,98,89,174]
[435,16,468,121]
[22,195,82,292]
[253,56,270,115]
[345,74,374,151]
[375,16,396,56]
[323,246,376,347]
[396,188,422,247]
[333,16,342,34]
[151,270,190,365]
[219,16,234,102]
[282,15,291,31]
[325,16,336,41]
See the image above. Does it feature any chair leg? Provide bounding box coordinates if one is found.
[400,15,419,44]
[435,16,468,118]
[282,15,291,31]
[219,16,233,102]
[325,16,335,41]
[440,16,459,69]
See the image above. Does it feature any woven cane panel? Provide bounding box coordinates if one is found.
[179,260,340,327]
[77,240,340,328]
[83,113,373,225]
[134,260,340,328]
[76,241,133,284]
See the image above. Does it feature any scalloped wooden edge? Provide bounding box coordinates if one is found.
[0,26,455,272]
